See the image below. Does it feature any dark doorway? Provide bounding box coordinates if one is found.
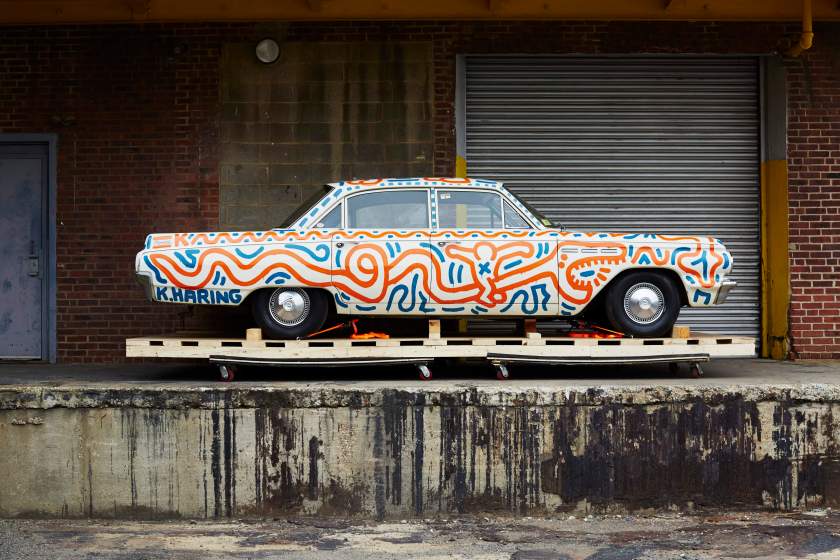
[0,140,54,361]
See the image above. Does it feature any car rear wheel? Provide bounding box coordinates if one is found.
[252,287,329,339]
[604,271,681,338]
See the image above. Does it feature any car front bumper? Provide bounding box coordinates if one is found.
[136,273,155,301]
[715,280,737,304]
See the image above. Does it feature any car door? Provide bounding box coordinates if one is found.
[429,189,559,316]
[331,188,433,315]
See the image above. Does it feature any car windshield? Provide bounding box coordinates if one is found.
[505,188,558,228]
[276,185,335,228]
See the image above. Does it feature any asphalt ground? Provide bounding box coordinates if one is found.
[2,510,840,559]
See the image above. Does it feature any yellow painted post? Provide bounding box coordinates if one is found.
[760,160,791,359]
[455,156,467,179]
[759,57,791,360]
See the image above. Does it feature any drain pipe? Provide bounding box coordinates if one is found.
[787,0,814,57]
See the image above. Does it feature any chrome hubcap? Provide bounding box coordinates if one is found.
[623,282,665,324]
[268,288,310,326]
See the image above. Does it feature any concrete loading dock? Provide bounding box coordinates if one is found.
[1,359,838,519]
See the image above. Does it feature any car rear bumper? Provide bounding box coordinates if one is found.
[715,280,737,304]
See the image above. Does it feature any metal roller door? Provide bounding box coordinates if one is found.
[464,56,760,337]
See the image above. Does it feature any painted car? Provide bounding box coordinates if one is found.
[135,177,736,338]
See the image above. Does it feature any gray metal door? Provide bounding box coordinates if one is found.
[464,56,760,337]
[0,144,47,359]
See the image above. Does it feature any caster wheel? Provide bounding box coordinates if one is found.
[218,364,237,383]
[690,363,704,379]
[494,363,510,381]
[668,362,681,375]
[417,364,432,381]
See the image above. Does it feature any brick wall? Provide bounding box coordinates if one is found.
[0,25,223,361]
[0,21,837,361]
[787,25,840,359]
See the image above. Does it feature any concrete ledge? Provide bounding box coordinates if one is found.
[1,360,839,519]
[2,382,840,409]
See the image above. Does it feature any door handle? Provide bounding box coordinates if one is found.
[27,240,39,277]
[336,242,344,248]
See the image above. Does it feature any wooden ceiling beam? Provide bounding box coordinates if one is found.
[1,0,839,24]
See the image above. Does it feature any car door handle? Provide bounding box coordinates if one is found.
[335,242,344,248]
[437,241,461,247]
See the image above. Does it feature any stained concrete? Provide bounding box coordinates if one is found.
[0,359,839,519]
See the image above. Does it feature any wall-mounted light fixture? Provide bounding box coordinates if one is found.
[255,38,280,64]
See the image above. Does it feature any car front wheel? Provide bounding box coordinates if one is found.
[603,272,681,338]
[251,287,329,339]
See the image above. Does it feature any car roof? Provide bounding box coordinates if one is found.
[327,177,503,189]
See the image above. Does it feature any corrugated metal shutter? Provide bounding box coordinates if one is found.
[464,56,760,338]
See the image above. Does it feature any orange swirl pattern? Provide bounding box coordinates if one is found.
[138,229,732,315]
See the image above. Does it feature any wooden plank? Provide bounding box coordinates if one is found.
[125,333,756,360]
[428,319,441,339]
[672,325,691,338]
[210,344,490,361]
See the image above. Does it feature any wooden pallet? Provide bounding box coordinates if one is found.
[126,330,755,363]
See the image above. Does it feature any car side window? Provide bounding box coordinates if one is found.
[346,190,429,229]
[503,201,531,229]
[315,203,342,228]
[437,190,503,228]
